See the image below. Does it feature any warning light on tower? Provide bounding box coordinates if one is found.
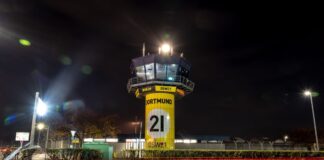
[160,43,172,54]
[127,42,195,150]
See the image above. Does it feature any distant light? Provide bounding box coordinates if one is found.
[126,139,145,142]
[175,139,183,143]
[168,77,174,81]
[161,43,171,54]
[60,55,72,65]
[183,139,197,144]
[304,90,312,96]
[183,139,190,144]
[93,138,105,142]
[190,139,197,143]
[37,123,45,130]
[106,138,118,143]
[284,135,289,142]
[126,139,137,142]
[37,98,48,116]
[81,65,92,75]
[84,138,93,142]
[19,39,31,46]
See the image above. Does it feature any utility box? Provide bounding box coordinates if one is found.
[83,142,113,160]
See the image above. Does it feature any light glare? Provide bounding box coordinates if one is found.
[161,43,171,54]
[37,98,48,116]
[19,39,31,46]
[304,90,312,96]
[37,123,45,130]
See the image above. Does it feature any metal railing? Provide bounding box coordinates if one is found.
[127,75,195,92]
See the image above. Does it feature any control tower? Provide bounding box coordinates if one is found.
[127,43,194,150]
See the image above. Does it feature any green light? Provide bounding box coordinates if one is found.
[312,91,319,97]
[81,65,92,75]
[19,39,31,46]
[163,33,170,39]
[60,55,72,65]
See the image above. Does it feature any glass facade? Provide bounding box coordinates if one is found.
[136,66,145,80]
[156,63,167,80]
[134,63,182,81]
[166,64,178,81]
[145,63,155,80]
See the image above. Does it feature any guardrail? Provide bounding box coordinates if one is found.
[127,76,195,92]
[4,142,32,160]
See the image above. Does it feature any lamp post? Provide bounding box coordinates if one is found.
[138,121,142,158]
[304,90,320,151]
[36,123,50,159]
[131,120,142,157]
[30,92,48,147]
[30,92,39,146]
[45,126,50,149]
[37,123,45,145]
[70,130,76,149]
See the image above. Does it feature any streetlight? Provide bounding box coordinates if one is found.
[36,123,45,145]
[30,92,48,146]
[70,130,76,149]
[36,98,48,116]
[37,123,45,130]
[131,120,142,158]
[284,135,288,142]
[36,123,50,159]
[304,90,320,151]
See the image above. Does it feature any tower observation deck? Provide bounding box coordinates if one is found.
[127,43,194,150]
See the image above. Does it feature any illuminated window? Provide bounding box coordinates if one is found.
[136,66,145,80]
[167,64,178,81]
[156,63,167,80]
[145,63,154,80]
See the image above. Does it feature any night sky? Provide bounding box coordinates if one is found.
[0,1,324,142]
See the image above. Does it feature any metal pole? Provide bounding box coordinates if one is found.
[30,92,39,146]
[45,127,49,149]
[135,124,137,138]
[37,129,42,146]
[309,95,320,151]
[45,127,49,160]
[134,122,137,150]
[139,121,142,158]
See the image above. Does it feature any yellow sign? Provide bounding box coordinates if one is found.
[155,86,176,93]
[145,93,175,150]
[135,89,140,97]
[72,138,80,144]
[142,87,152,92]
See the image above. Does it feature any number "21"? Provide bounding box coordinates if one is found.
[150,115,164,132]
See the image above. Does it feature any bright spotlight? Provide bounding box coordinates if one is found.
[304,90,312,96]
[37,123,45,130]
[160,43,171,54]
[36,98,48,116]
